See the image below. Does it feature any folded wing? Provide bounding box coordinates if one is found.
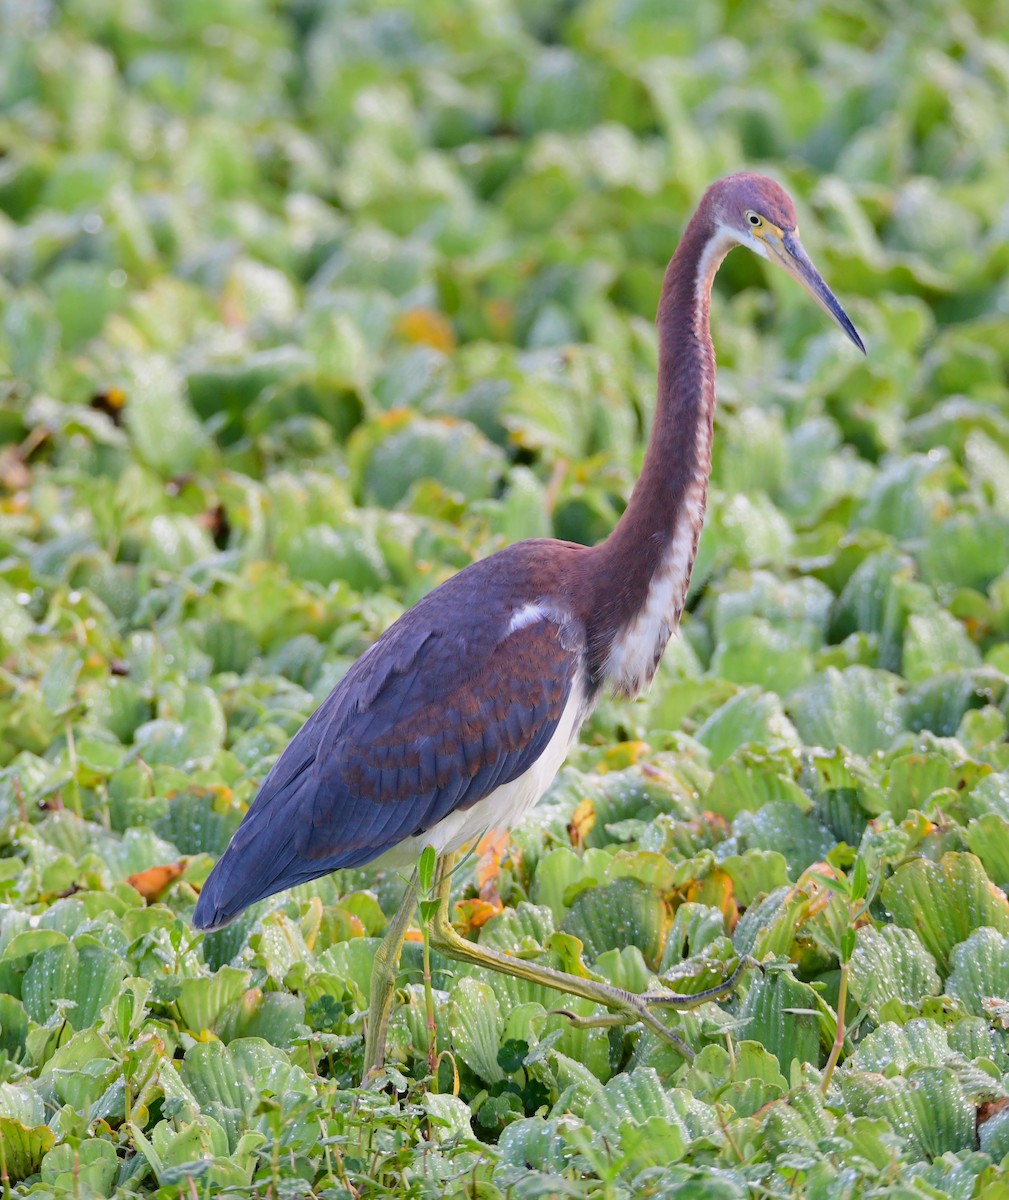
[193,595,584,929]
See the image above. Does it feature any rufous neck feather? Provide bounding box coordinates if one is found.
[587,215,736,697]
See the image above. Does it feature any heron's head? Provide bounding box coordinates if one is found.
[705,172,865,354]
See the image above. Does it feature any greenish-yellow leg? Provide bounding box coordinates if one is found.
[362,869,419,1083]
[428,852,752,1060]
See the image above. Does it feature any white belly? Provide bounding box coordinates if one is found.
[380,676,587,865]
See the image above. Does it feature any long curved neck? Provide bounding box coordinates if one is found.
[583,208,733,696]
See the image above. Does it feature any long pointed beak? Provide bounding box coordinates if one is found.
[772,231,865,354]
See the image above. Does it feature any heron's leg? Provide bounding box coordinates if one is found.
[363,868,419,1083]
[428,853,753,1060]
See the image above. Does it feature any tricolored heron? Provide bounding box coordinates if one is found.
[193,173,864,1076]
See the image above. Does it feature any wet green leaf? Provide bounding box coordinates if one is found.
[849,1019,953,1075]
[728,802,833,880]
[848,925,941,1019]
[41,1138,119,1194]
[479,903,555,954]
[214,988,305,1047]
[965,813,1009,890]
[180,1037,315,1116]
[22,940,126,1031]
[738,970,831,1075]
[0,1117,55,1184]
[355,415,506,507]
[840,1066,976,1160]
[449,977,504,1084]
[683,1040,787,1117]
[946,928,1009,1019]
[789,667,907,755]
[125,356,210,476]
[175,966,252,1033]
[979,1104,1009,1160]
[719,850,790,907]
[884,750,987,823]
[882,852,1009,970]
[704,746,808,819]
[904,610,981,682]
[695,688,800,766]
[561,877,670,969]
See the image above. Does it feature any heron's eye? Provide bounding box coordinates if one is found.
[746,211,763,228]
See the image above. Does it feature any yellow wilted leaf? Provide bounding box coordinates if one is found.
[545,931,591,977]
[377,407,414,431]
[300,896,323,952]
[568,797,596,848]
[597,741,651,772]
[325,908,367,941]
[395,308,456,352]
[686,867,738,928]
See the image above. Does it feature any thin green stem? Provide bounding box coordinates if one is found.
[64,720,82,818]
[422,907,437,1087]
[821,959,849,1094]
[362,869,419,1084]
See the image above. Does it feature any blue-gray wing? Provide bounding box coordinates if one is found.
[193,601,583,929]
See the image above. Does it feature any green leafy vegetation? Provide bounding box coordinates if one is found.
[3,0,1009,1195]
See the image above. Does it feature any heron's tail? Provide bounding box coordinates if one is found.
[192,767,332,930]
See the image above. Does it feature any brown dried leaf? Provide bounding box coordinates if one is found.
[129,860,187,901]
[978,1098,1009,1128]
[454,898,502,934]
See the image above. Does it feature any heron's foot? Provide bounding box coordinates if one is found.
[551,1009,628,1030]
[551,1002,695,1058]
[645,953,763,1008]
[549,955,761,1060]
[426,852,756,1065]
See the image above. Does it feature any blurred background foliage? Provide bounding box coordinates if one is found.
[4,0,1009,1195]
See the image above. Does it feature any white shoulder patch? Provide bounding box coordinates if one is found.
[507,602,548,634]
